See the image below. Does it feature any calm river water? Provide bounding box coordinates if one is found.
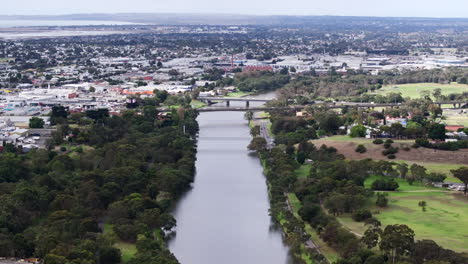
[168,96,293,264]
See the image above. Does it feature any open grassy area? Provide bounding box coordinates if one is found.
[371,82,468,99]
[103,223,137,263]
[190,99,207,108]
[225,91,253,97]
[338,176,468,253]
[295,164,312,179]
[444,114,468,127]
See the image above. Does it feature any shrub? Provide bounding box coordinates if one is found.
[373,139,384,144]
[415,138,430,147]
[355,144,367,153]
[382,147,398,156]
[352,209,372,222]
[383,142,392,149]
[60,146,67,152]
[376,193,389,207]
[385,139,394,144]
[387,154,396,159]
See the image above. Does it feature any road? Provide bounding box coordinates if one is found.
[259,119,274,149]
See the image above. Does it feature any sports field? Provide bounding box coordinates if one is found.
[371,82,468,99]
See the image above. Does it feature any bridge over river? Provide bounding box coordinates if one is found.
[160,98,468,112]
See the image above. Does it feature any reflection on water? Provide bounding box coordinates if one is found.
[168,110,293,264]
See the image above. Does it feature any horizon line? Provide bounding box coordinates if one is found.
[0,12,467,20]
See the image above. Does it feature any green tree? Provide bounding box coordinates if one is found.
[350,125,367,138]
[244,111,253,121]
[409,164,427,185]
[361,225,381,249]
[376,193,388,207]
[248,137,267,152]
[428,123,446,140]
[450,167,468,195]
[250,125,260,137]
[396,163,409,179]
[379,224,415,264]
[29,117,45,128]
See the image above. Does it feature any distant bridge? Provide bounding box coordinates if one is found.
[158,99,468,112]
[197,96,468,109]
[198,96,273,107]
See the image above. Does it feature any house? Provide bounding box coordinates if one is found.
[445,125,464,132]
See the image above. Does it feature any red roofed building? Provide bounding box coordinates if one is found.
[445,125,465,132]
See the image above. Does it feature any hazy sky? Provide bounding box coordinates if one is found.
[2,0,468,18]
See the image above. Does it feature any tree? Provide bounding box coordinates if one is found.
[409,164,427,185]
[248,137,267,152]
[29,117,45,128]
[432,88,442,100]
[250,125,260,137]
[428,123,446,140]
[50,106,68,125]
[157,61,163,68]
[280,67,289,75]
[361,225,381,249]
[379,224,415,264]
[450,167,468,195]
[396,163,409,179]
[376,193,388,207]
[425,172,446,183]
[244,111,253,121]
[350,125,367,138]
[99,247,121,264]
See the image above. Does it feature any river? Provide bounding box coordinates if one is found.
[168,94,293,264]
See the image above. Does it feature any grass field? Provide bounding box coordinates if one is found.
[295,164,312,179]
[190,99,207,108]
[338,176,468,253]
[444,115,468,127]
[370,82,468,99]
[103,223,137,263]
[225,91,253,97]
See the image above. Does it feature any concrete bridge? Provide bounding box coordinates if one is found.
[198,96,272,107]
[159,99,468,112]
[198,96,468,109]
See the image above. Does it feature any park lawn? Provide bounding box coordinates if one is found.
[288,193,340,263]
[364,175,440,192]
[371,82,468,99]
[444,115,468,127]
[190,99,207,108]
[338,187,468,253]
[103,223,137,263]
[295,164,312,179]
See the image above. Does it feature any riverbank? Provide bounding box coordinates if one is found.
[251,116,333,264]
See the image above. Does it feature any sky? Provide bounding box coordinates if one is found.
[2,0,468,18]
